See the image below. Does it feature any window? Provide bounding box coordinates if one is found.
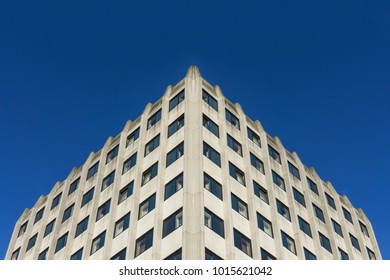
[233,229,252,257]
[229,162,246,186]
[304,248,317,260]
[202,89,218,111]
[138,194,156,219]
[165,173,183,200]
[75,216,89,238]
[288,161,300,180]
[111,248,127,260]
[247,127,261,147]
[359,221,370,237]
[250,153,264,174]
[342,207,353,224]
[205,248,223,260]
[319,232,332,253]
[101,170,115,191]
[257,213,273,237]
[144,134,160,156]
[34,207,45,224]
[253,181,268,204]
[55,232,68,254]
[350,233,361,251]
[313,203,325,223]
[11,248,20,260]
[298,216,312,237]
[276,199,291,221]
[225,109,240,130]
[281,231,296,255]
[135,229,153,257]
[166,142,184,167]
[332,219,343,237]
[90,231,106,255]
[106,145,119,164]
[325,193,337,210]
[51,193,62,210]
[268,145,280,163]
[203,114,219,137]
[306,177,319,195]
[18,221,28,237]
[231,193,248,219]
[141,162,158,186]
[96,199,111,221]
[163,208,183,238]
[81,187,94,208]
[168,114,184,137]
[367,247,376,260]
[118,181,134,204]
[44,219,55,237]
[68,177,80,195]
[86,161,99,180]
[169,89,185,111]
[70,248,83,260]
[293,187,306,207]
[204,208,225,238]
[272,170,285,191]
[164,249,182,260]
[62,204,74,223]
[122,153,137,174]
[38,248,48,260]
[227,134,242,156]
[26,233,37,252]
[339,248,349,260]
[114,212,130,238]
[204,173,222,200]
[126,127,140,147]
[203,142,221,167]
[261,248,276,260]
[147,109,162,129]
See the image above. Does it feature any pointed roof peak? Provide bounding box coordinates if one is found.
[186,65,201,80]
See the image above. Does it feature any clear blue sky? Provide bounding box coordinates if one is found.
[1,1,389,259]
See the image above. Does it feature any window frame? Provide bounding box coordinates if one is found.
[272,170,285,191]
[319,232,332,253]
[168,114,184,138]
[118,181,134,204]
[138,193,156,219]
[101,170,115,192]
[204,208,225,238]
[135,229,154,257]
[90,231,106,255]
[122,153,137,174]
[227,134,243,156]
[55,232,68,254]
[75,216,89,238]
[204,173,223,200]
[233,228,252,257]
[96,199,111,221]
[247,127,261,147]
[281,230,297,255]
[276,199,291,221]
[250,153,265,174]
[203,114,219,137]
[147,109,162,130]
[106,144,119,164]
[253,181,269,204]
[114,212,130,238]
[229,162,246,186]
[203,142,221,167]
[293,187,306,207]
[166,141,184,167]
[86,161,99,180]
[268,145,281,163]
[164,173,184,200]
[298,215,312,237]
[126,127,140,147]
[288,161,300,180]
[202,89,218,111]
[162,208,183,238]
[81,187,94,208]
[231,193,249,219]
[141,162,158,186]
[225,109,240,130]
[144,134,160,156]
[257,213,274,238]
[169,89,185,111]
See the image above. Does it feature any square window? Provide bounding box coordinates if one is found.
[350,233,361,251]
[307,177,319,195]
[163,208,183,238]
[272,170,285,191]
[169,89,185,111]
[304,248,316,260]
[68,177,80,196]
[342,207,353,224]
[90,231,106,255]
[332,219,343,237]
[298,216,312,237]
[205,248,223,260]
[268,145,280,163]
[257,213,273,237]
[253,181,268,204]
[101,170,115,192]
[203,142,221,167]
[26,233,38,252]
[106,145,119,164]
[293,187,306,207]
[147,109,162,129]
[118,181,134,204]
[96,199,111,221]
[319,232,332,253]
[281,231,296,255]
[203,114,219,137]
[367,247,376,260]
[11,248,20,260]
[204,173,222,200]
[144,134,160,156]
[70,248,83,260]
[260,248,276,260]
[138,194,156,219]
[122,153,137,174]
[81,187,94,208]
[86,161,99,180]
[229,162,246,186]
[166,142,184,167]
[164,248,182,260]
[276,199,291,221]
[339,247,349,260]
[51,192,62,210]
[359,221,370,237]
[325,193,337,210]
[313,203,325,223]
[135,229,153,257]
[38,248,48,260]
[126,127,140,147]
[168,114,184,137]
[247,127,261,147]
[227,134,243,156]
[34,207,45,224]
[55,232,68,254]
[141,162,158,186]
[202,89,218,111]
[62,204,74,223]
[204,208,225,238]
[165,173,183,200]
[114,212,130,238]
[44,219,56,237]
[225,109,240,130]
[18,221,28,237]
[288,161,300,180]
[75,216,89,238]
[250,153,264,174]
[231,193,248,219]
[233,229,252,257]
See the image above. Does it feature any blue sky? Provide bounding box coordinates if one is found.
[0,0,389,259]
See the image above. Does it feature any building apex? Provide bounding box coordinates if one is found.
[186,65,201,80]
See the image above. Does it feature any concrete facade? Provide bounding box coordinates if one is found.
[6,66,381,260]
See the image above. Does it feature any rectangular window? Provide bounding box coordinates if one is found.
[233,229,252,257]
[75,216,89,238]
[38,248,48,260]
[261,248,276,260]
[101,170,115,191]
[168,114,184,137]
[118,181,134,204]
[247,127,261,147]
[332,219,343,237]
[367,247,376,260]
[62,203,74,223]
[253,181,268,204]
[165,173,183,200]
[138,193,156,219]
[306,177,319,195]
[304,248,317,260]
[325,193,337,210]
[86,161,99,180]
[135,229,153,257]
[225,109,240,130]
[111,248,126,260]
[70,248,83,260]
[34,207,45,224]
[204,173,222,200]
[298,216,312,237]
[90,231,106,255]
[204,208,225,238]
[281,231,296,255]
[319,232,332,253]
[250,153,265,174]
[342,207,353,224]
[26,233,37,252]
[202,89,218,111]
[81,187,94,208]
[288,161,300,180]
[114,212,130,238]
[166,142,184,167]
[141,162,158,186]
[96,199,111,221]
[360,221,369,237]
[231,193,248,219]
[126,127,140,147]
[203,142,221,167]
[51,192,62,210]
[227,134,242,156]
[313,203,325,223]
[276,199,291,221]
[68,177,80,196]
[229,162,246,186]
[164,249,182,260]
[163,208,183,238]
[268,145,281,163]
[122,153,137,174]
[293,187,306,207]
[55,232,68,254]
[44,219,55,237]
[106,145,119,164]
[350,233,361,251]
[257,213,273,237]
[272,170,285,191]
[11,248,20,260]
[339,247,349,260]
[18,221,28,237]
[144,134,160,156]
[147,109,162,129]
[205,248,223,260]
[203,114,219,137]
[169,89,185,111]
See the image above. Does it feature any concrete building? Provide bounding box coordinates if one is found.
[6,66,381,260]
